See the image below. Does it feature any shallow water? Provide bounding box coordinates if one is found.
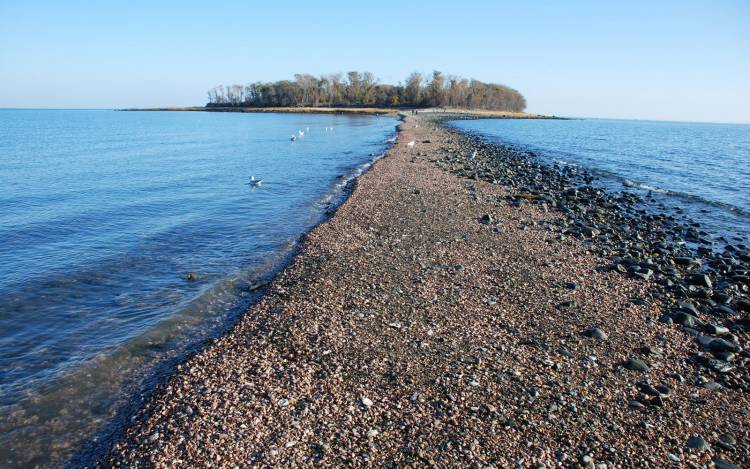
[0,109,397,467]
[450,118,750,241]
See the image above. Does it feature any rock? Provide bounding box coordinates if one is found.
[705,323,729,335]
[708,338,741,353]
[687,273,712,289]
[703,381,724,390]
[719,432,737,445]
[685,436,709,452]
[558,300,577,309]
[675,257,698,266]
[636,382,663,397]
[713,304,735,316]
[714,459,740,469]
[672,311,697,328]
[366,429,379,438]
[678,302,700,315]
[582,327,607,340]
[479,214,494,224]
[361,397,374,408]
[623,358,651,371]
[623,358,650,372]
[655,384,672,395]
[735,299,750,312]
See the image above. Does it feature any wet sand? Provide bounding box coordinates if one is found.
[99,113,748,468]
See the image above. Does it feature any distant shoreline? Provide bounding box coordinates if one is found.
[117,106,559,119]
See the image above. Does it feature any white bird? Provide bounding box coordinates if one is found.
[468,150,477,160]
[249,176,263,187]
[291,135,296,141]
[306,127,310,131]
[298,130,305,137]
[407,141,415,147]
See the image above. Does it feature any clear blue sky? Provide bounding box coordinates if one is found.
[1,1,748,123]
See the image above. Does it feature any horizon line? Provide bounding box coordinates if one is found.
[1,106,748,126]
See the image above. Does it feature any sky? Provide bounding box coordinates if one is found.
[1,1,748,123]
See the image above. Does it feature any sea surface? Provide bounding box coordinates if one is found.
[450,118,750,242]
[0,109,397,467]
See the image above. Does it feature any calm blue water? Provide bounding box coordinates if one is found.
[451,118,750,241]
[0,109,397,467]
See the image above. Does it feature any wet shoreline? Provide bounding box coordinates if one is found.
[97,112,747,467]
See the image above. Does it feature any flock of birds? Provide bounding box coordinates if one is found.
[249,125,337,189]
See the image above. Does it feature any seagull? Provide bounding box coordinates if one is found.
[291,135,296,141]
[249,176,263,187]
[298,130,305,137]
[407,141,415,147]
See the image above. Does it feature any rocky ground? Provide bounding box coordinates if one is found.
[97,113,748,468]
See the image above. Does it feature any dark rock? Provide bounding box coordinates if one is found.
[685,436,709,452]
[687,273,712,289]
[672,311,697,328]
[581,327,607,340]
[713,459,740,469]
[623,358,650,372]
[708,338,741,353]
[479,214,494,225]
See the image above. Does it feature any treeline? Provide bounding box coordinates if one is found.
[206,71,526,111]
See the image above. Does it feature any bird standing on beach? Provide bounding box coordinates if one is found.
[249,176,263,187]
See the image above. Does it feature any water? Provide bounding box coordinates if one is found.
[450,118,750,241]
[0,109,397,467]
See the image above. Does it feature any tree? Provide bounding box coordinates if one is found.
[404,72,423,107]
[205,71,526,112]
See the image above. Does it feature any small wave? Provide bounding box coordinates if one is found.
[622,179,667,193]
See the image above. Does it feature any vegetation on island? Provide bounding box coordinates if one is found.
[206,71,526,112]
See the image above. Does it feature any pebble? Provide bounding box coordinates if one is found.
[623,358,650,372]
[582,327,607,340]
[685,435,709,452]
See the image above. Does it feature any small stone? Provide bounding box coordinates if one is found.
[714,459,740,469]
[366,429,379,438]
[708,338,741,353]
[718,432,737,447]
[672,311,697,327]
[685,435,709,452]
[687,273,712,289]
[623,358,650,372]
[479,214,494,224]
[582,327,607,340]
[277,398,289,407]
[361,397,374,408]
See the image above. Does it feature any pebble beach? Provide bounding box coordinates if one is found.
[98,113,749,468]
